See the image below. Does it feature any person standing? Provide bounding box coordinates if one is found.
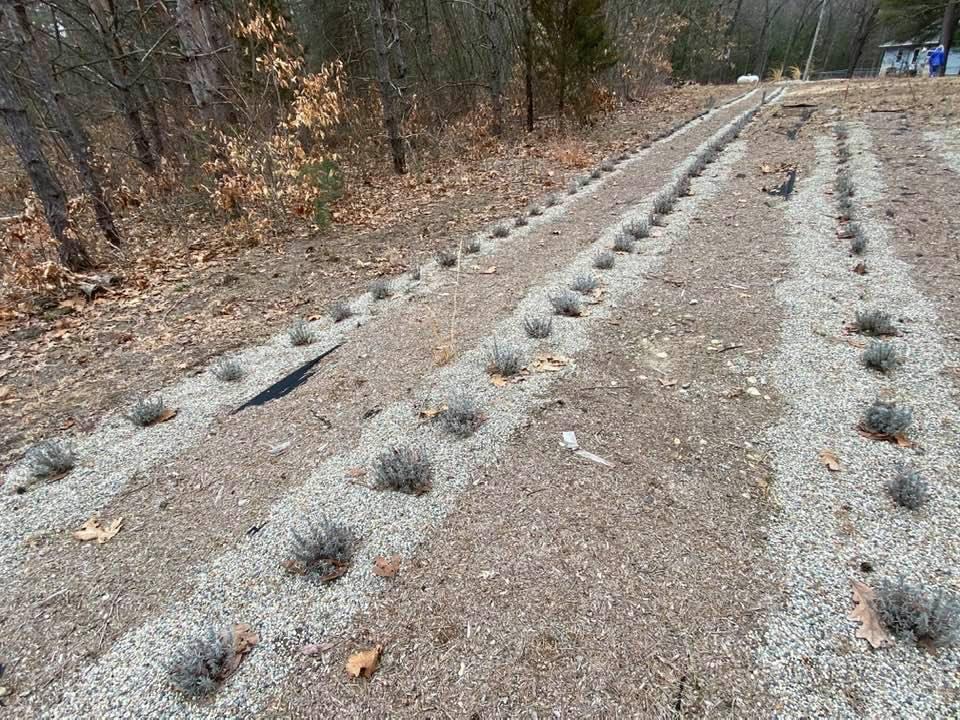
[930,45,945,77]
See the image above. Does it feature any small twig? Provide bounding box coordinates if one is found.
[716,344,744,353]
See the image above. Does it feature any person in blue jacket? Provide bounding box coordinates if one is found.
[929,45,945,77]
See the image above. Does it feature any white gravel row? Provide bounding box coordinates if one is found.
[42,99,770,720]
[0,90,758,579]
[754,128,960,716]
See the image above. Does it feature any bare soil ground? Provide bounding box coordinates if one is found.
[268,114,805,718]
[1,88,759,711]
[0,85,739,469]
[3,77,960,719]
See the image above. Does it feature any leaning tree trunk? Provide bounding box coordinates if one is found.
[4,0,122,247]
[0,69,90,270]
[369,0,407,174]
[940,1,958,77]
[485,0,505,136]
[175,0,233,124]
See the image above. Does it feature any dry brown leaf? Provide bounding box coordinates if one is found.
[849,580,894,649]
[479,266,497,274]
[433,344,455,366]
[73,517,123,544]
[529,354,573,373]
[818,449,844,472]
[853,261,867,275]
[857,425,915,448]
[346,645,383,679]
[0,385,14,401]
[345,467,367,478]
[418,405,447,420]
[221,623,259,677]
[151,407,177,425]
[372,555,401,577]
[658,377,677,388]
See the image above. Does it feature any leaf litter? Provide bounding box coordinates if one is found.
[73,517,123,544]
[345,644,383,679]
[849,580,894,649]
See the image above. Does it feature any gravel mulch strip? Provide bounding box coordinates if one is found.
[25,101,773,719]
[267,110,804,719]
[753,130,960,715]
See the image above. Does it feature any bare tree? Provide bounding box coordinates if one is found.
[86,0,159,172]
[3,0,121,247]
[175,0,233,124]
[523,0,534,131]
[484,0,506,135]
[0,65,90,270]
[369,0,407,173]
[846,0,879,77]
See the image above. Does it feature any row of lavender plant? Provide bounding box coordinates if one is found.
[160,96,773,700]
[832,121,958,649]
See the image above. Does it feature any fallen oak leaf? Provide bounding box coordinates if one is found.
[372,555,401,577]
[346,644,383,679]
[818,449,844,472]
[149,407,178,425]
[489,372,527,387]
[479,266,497,275]
[73,517,123,544]
[856,424,915,448]
[345,467,367,478]
[529,354,573,373]
[418,405,448,420]
[849,580,894,649]
[221,623,259,677]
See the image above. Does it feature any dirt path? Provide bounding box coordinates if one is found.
[268,106,809,719]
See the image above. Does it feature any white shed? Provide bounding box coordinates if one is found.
[878,36,960,76]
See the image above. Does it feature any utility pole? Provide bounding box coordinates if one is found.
[803,0,828,81]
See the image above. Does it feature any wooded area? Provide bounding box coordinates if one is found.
[0,0,956,282]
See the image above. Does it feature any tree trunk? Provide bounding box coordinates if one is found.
[940,1,958,77]
[0,68,90,270]
[485,0,505,135]
[369,0,407,173]
[175,0,233,124]
[90,0,158,172]
[846,1,879,79]
[4,0,122,247]
[524,0,534,131]
[803,0,828,81]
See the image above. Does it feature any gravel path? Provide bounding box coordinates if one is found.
[754,127,960,715]
[0,90,759,581]
[30,96,774,720]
